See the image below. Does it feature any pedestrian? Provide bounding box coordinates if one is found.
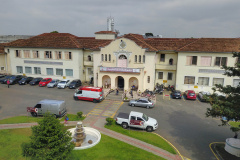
[7,79,10,88]
[64,115,69,125]
[116,88,119,95]
[105,81,108,88]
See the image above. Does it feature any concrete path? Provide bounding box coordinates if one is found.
[0,116,182,160]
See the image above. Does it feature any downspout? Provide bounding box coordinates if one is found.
[5,52,8,74]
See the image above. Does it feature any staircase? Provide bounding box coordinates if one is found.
[105,90,124,101]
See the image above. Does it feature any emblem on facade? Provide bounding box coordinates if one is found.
[119,40,126,49]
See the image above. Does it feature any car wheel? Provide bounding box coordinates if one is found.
[74,97,78,101]
[146,106,150,109]
[31,112,37,117]
[131,104,135,107]
[93,99,97,103]
[122,122,128,129]
[146,126,153,132]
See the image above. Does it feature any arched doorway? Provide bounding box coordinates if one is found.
[115,76,124,90]
[102,75,111,88]
[118,55,127,68]
[129,77,138,91]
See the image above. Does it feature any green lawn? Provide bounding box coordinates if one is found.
[0,128,165,160]
[0,114,85,124]
[228,121,240,128]
[105,122,177,155]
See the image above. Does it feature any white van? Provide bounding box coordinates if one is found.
[73,86,104,103]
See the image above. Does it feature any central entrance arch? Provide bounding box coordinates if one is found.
[115,76,124,90]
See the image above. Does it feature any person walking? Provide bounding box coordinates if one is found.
[7,79,10,88]
[116,88,119,95]
[64,115,69,125]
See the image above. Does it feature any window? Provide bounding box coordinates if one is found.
[169,58,173,65]
[101,54,103,61]
[215,57,227,66]
[198,77,209,86]
[139,55,141,63]
[160,54,165,62]
[186,56,197,65]
[55,51,62,59]
[213,78,224,86]
[65,52,72,60]
[56,69,63,76]
[167,72,173,80]
[23,50,30,58]
[143,55,145,63]
[33,51,39,58]
[15,50,21,58]
[25,67,32,74]
[65,69,73,76]
[34,67,41,74]
[233,79,240,87]
[201,56,212,66]
[147,76,150,83]
[158,72,163,79]
[46,68,53,75]
[184,76,195,84]
[105,54,107,61]
[16,66,23,73]
[236,57,240,65]
[1,67,5,71]
[109,54,111,61]
[7,49,9,53]
[88,55,92,61]
[45,51,52,59]
[131,116,136,120]
[135,55,137,62]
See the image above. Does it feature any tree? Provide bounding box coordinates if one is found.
[206,52,240,136]
[145,33,153,37]
[22,113,74,160]
[51,31,59,33]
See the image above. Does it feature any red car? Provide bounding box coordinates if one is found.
[184,90,196,100]
[39,78,52,87]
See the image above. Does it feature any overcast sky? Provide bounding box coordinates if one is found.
[0,0,240,38]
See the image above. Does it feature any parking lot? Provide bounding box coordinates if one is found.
[0,84,233,160]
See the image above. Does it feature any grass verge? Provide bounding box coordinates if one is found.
[105,122,177,155]
[228,121,240,128]
[0,114,85,124]
[0,128,165,160]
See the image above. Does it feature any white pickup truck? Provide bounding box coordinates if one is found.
[115,111,158,132]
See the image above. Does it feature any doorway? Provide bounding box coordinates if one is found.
[117,76,124,90]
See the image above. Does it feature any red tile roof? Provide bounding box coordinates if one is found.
[3,32,240,53]
[0,43,7,53]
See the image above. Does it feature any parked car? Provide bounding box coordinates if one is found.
[39,78,52,87]
[0,74,6,78]
[47,79,60,88]
[0,75,8,83]
[1,75,14,84]
[198,91,211,102]
[9,75,23,84]
[128,98,155,109]
[29,77,43,85]
[115,111,158,132]
[57,79,71,89]
[184,90,197,100]
[68,79,82,89]
[27,99,67,118]
[18,76,33,85]
[171,90,182,99]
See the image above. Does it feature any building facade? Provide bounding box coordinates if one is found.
[1,32,240,93]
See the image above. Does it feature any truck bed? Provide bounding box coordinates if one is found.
[117,112,129,119]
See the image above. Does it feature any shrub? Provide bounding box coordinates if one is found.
[106,117,114,126]
[77,112,83,118]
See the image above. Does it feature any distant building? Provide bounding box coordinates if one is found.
[0,35,34,43]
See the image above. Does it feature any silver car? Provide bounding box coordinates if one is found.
[198,91,211,102]
[47,79,60,88]
[129,98,155,109]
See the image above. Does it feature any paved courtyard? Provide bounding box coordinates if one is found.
[0,84,233,160]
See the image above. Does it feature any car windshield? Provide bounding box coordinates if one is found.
[10,76,16,79]
[71,81,77,84]
[59,81,66,84]
[21,78,27,80]
[50,80,56,83]
[33,79,40,81]
[142,114,149,121]
[189,93,195,96]
[5,76,11,79]
[41,79,47,82]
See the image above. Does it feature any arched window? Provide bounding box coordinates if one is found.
[169,58,173,65]
[109,54,111,61]
[88,55,92,61]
